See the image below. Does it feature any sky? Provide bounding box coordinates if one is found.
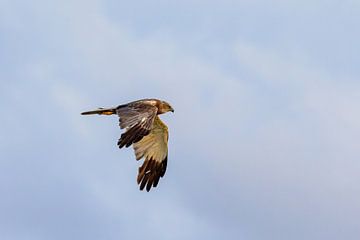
[1,0,360,239]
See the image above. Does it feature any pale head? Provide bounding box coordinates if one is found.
[158,100,174,114]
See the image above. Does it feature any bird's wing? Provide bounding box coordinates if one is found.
[133,116,169,191]
[116,101,158,148]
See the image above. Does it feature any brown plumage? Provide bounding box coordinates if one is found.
[81,98,174,191]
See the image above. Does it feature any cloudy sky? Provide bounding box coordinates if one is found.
[1,0,360,239]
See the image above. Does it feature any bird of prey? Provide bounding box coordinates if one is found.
[81,99,174,192]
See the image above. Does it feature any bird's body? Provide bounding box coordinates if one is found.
[81,98,173,191]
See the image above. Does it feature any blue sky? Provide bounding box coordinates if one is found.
[1,0,360,239]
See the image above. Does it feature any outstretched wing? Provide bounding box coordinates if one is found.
[116,101,158,148]
[133,116,169,191]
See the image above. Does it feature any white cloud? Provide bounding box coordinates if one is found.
[1,0,360,240]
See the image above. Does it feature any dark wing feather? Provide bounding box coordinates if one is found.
[133,116,169,191]
[116,101,158,148]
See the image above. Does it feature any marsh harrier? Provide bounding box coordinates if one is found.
[81,99,174,191]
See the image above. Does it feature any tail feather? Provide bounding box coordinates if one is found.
[81,107,116,115]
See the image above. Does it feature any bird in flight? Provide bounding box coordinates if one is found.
[81,98,174,192]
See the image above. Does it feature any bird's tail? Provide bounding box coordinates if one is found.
[81,107,116,115]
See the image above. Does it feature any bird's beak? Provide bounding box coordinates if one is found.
[170,107,174,113]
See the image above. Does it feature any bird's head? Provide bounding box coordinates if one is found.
[158,100,174,114]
